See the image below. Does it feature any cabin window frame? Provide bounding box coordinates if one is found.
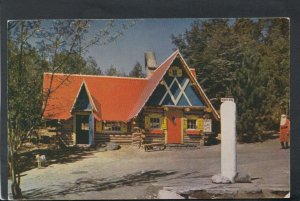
[81,122,90,131]
[103,122,121,132]
[150,117,161,129]
[187,119,197,129]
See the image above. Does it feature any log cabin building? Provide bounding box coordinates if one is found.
[42,50,220,145]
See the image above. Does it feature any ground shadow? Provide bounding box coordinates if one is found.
[17,147,96,173]
[22,170,177,199]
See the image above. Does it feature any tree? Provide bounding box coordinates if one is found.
[7,19,135,198]
[105,65,120,76]
[172,18,289,141]
[8,21,44,198]
[84,56,102,75]
[129,62,145,78]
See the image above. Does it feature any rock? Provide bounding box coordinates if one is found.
[211,174,232,184]
[97,148,107,152]
[105,142,121,150]
[241,186,262,194]
[234,172,251,183]
[157,190,185,199]
[284,192,290,198]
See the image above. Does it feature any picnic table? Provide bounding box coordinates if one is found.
[143,143,166,152]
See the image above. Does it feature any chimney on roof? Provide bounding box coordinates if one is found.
[144,51,157,76]
[190,68,196,77]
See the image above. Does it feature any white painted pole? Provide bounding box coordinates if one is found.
[220,101,237,182]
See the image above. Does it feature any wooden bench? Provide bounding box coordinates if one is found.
[143,143,166,152]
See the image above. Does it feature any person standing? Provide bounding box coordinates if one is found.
[279,114,290,149]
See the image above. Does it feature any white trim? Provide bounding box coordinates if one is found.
[70,81,85,113]
[159,78,177,105]
[84,81,98,112]
[177,52,220,120]
[159,77,191,106]
[43,72,147,80]
[129,50,179,121]
[70,81,98,113]
[175,78,191,106]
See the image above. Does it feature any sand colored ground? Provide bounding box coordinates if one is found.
[8,138,289,199]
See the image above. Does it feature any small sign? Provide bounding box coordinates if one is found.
[221,98,234,103]
[204,119,212,132]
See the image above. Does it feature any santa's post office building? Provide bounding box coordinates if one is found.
[42,50,220,146]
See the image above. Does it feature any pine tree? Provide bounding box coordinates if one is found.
[172,18,290,141]
[129,62,145,78]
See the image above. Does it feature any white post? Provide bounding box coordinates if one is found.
[220,101,237,182]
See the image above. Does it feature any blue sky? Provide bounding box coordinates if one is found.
[85,19,197,74]
[20,18,238,74]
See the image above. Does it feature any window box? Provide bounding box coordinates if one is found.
[150,129,164,134]
[186,129,201,135]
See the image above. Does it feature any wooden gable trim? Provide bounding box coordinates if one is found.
[70,81,98,113]
[84,81,98,113]
[129,50,179,122]
[176,52,220,121]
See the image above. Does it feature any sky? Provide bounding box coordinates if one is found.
[85,19,197,74]
[15,18,238,74]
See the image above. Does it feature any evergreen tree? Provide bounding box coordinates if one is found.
[172,18,289,141]
[129,62,145,78]
[105,65,120,76]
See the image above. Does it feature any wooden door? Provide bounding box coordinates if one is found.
[76,114,90,144]
[167,110,182,144]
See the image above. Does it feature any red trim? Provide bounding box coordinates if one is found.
[190,68,196,77]
[186,129,200,135]
[149,129,164,134]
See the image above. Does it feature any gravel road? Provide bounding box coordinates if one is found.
[9,138,289,199]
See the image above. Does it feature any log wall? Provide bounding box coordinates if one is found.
[94,133,132,144]
[183,134,202,144]
[143,133,165,144]
[61,119,74,145]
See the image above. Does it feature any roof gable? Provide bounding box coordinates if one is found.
[147,57,204,107]
[71,81,96,112]
[43,74,147,121]
[42,50,219,122]
[129,51,220,121]
[176,52,220,120]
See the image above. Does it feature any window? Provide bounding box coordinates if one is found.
[104,122,121,132]
[187,119,197,129]
[150,118,160,129]
[81,122,89,131]
[173,69,177,77]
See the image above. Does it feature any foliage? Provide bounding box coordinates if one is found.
[172,18,290,140]
[129,62,145,78]
[105,65,127,76]
[7,19,134,198]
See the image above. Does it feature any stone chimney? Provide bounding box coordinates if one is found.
[144,51,157,77]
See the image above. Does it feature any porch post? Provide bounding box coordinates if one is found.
[72,115,76,145]
[89,113,94,145]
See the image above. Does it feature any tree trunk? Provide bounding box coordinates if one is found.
[9,149,22,199]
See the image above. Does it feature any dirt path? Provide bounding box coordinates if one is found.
[9,138,289,199]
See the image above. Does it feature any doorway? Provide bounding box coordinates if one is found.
[76,114,90,144]
[167,110,182,144]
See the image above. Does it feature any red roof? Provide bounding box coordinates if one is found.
[43,74,147,121]
[43,50,219,122]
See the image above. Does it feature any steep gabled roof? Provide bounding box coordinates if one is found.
[43,50,220,122]
[128,50,179,120]
[43,74,147,121]
[70,81,98,113]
